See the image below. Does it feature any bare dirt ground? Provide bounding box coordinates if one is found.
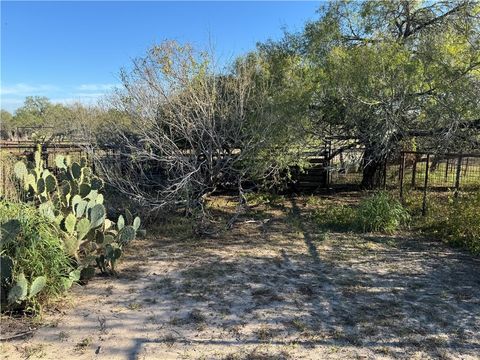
[2,195,480,359]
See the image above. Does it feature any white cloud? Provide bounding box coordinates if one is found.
[76,83,117,91]
[0,83,58,96]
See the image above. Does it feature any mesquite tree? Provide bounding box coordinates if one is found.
[96,41,286,216]
[261,0,480,188]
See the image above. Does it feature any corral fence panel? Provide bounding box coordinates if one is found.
[399,151,480,215]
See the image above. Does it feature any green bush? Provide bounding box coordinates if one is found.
[357,192,410,233]
[420,193,480,254]
[0,200,75,312]
[313,192,410,233]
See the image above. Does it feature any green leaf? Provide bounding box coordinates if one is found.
[29,276,47,298]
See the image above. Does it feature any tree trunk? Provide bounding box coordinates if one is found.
[361,146,385,189]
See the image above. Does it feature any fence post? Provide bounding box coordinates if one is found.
[91,148,96,175]
[444,158,449,182]
[399,151,405,202]
[454,155,462,198]
[421,154,430,216]
[326,141,331,187]
[411,156,417,188]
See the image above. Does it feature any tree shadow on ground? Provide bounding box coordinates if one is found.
[120,197,480,359]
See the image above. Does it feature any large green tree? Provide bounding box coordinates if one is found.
[262,0,480,188]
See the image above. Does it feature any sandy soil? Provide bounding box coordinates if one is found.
[1,196,479,359]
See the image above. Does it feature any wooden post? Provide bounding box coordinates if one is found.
[444,158,449,182]
[91,148,96,175]
[421,154,430,216]
[399,152,406,202]
[411,156,417,188]
[455,155,462,198]
[326,141,331,187]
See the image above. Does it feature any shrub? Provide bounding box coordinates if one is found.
[357,192,410,233]
[420,193,480,254]
[313,192,409,234]
[1,200,75,312]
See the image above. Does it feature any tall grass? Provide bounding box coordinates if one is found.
[0,151,22,202]
[416,193,480,254]
[313,192,410,234]
[0,200,73,308]
[357,192,410,233]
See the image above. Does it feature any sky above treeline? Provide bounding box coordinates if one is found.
[1,1,322,113]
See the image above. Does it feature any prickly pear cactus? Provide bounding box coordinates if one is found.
[13,146,145,277]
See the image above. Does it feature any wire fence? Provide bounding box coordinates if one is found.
[2,141,479,216]
[398,151,480,215]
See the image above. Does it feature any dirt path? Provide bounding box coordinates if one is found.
[2,199,480,359]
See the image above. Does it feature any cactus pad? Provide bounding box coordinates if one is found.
[8,273,28,304]
[0,255,14,284]
[65,213,76,235]
[76,218,91,241]
[29,276,47,298]
[71,162,82,179]
[90,204,106,229]
[119,226,136,245]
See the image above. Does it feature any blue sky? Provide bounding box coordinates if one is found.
[1,1,322,113]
